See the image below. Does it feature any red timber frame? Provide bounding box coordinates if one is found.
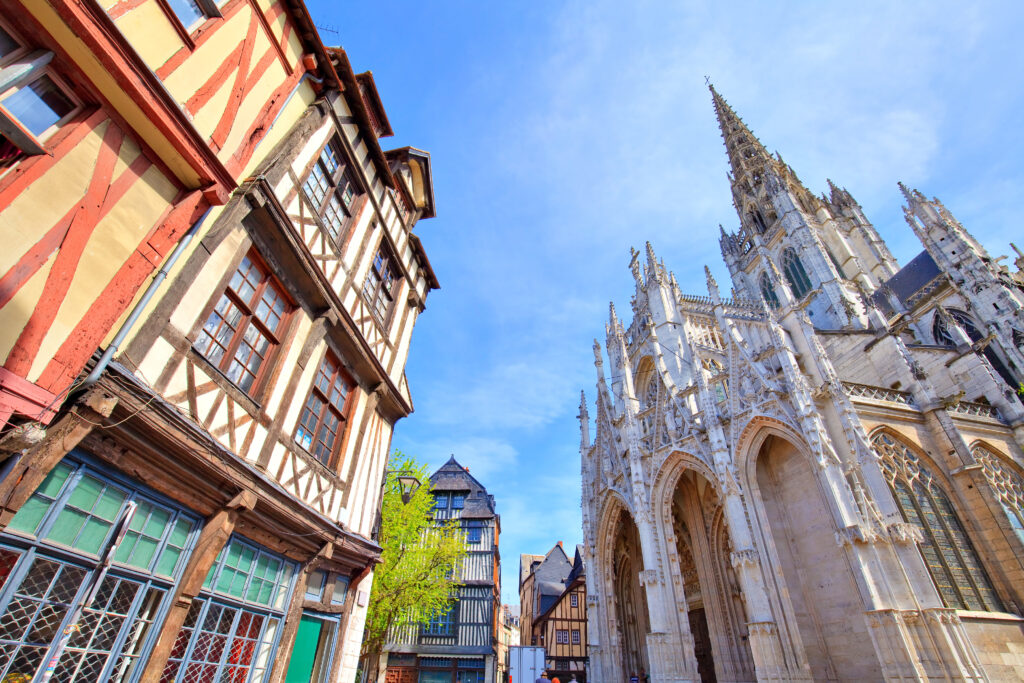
[0,0,335,427]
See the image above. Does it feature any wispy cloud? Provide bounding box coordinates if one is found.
[317,0,1024,603]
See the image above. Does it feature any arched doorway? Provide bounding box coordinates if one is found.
[611,509,649,677]
[671,470,754,682]
[754,434,880,681]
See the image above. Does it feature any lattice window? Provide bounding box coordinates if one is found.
[872,432,1001,611]
[8,462,195,577]
[294,353,354,466]
[195,251,293,394]
[362,245,398,326]
[572,629,581,644]
[163,537,293,682]
[972,444,1024,546]
[422,605,455,636]
[302,138,360,243]
[759,272,780,309]
[781,248,812,299]
[555,629,569,644]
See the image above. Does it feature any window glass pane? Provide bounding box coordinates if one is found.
[305,570,326,601]
[166,0,206,29]
[450,495,464,510]
[331,575,349,605]
[49,476,127,554]
[1,75,74,138]
[434,494,449,510]
[8,461,74,535]
[0,25,18,60]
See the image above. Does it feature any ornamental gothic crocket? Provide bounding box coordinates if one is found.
[579,87,1024,682]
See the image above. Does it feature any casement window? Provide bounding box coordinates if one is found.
[422,605,455,636]
[162,536,296,682]
[0,459,200,681]
[555,629,569,644]
[465,521,483,544]
[451,493,465,510]
[362,246,398,326]
[163,0,227,32]
[196,251,293,395]
[873,432,1002,612]
[303,137,360,243]
[294,353,354,465]
[570,593,578,608]
[571,629,581,644]
[0,21,80,166]
[433,493,449,510]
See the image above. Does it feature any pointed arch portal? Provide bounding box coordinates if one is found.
[610,509,649,677]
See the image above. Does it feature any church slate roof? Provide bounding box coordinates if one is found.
[872,250,943,316]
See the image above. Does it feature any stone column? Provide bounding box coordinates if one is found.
[139,490,257,683]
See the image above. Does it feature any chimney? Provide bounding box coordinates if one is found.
[557,541,562,547]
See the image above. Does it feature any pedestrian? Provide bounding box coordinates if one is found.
[641,669,649,683]
[630,672,639,683]
[535,672,549,683]
[570,676,577,682]
[551,675,560,683]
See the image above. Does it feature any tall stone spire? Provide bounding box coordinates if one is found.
[710,84,775,185]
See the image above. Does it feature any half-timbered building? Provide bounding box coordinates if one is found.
[0,1,439,679]
[519,543,588,681]
[385,457,501,683]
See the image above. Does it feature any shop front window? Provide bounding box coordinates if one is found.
[0,457,200,681]
[162,536,295,682]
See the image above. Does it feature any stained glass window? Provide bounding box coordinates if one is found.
[972,444,1024,546]
[759,272,780,309]
[781,248,812,299]
[872,432,1001,611]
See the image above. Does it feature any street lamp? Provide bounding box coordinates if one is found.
[387,470,422,504]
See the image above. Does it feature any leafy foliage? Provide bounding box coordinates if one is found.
[361,453,467,659]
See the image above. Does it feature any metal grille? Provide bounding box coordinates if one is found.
[0,556,87,681]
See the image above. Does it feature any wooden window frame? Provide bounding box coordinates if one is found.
[303,136,362,245]
[362,243,399,328]
[570,593,578,608]
[571,629,580,644]
[0,19,83,163]
[152,0,228,47]
[293,351,355,469]
[194,249,295,398]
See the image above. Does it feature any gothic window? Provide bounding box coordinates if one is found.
[703,359,728,403]
[781,248,812,299]
[971,444,1024,546]
[932,308,982,346]
[1013,329,1024,349]
[642,374,659,410]
[759,272,780,309]
[747,207,767,233]
[872,432,1002,611]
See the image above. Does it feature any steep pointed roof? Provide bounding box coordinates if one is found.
[710,84,774,181]
[429,455,496,517]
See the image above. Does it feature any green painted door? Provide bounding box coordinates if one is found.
[286,615,324,682]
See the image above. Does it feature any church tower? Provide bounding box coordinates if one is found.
[713,86,897,328]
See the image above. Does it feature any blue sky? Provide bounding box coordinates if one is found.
[304,0,1024,604]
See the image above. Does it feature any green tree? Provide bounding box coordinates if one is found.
[361,453,467,679]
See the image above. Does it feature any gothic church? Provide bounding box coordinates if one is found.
[579,87,1024,682]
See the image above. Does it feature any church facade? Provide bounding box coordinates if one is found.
[579,87,1024,682]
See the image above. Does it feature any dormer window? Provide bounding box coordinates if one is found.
[451,493,465,510]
